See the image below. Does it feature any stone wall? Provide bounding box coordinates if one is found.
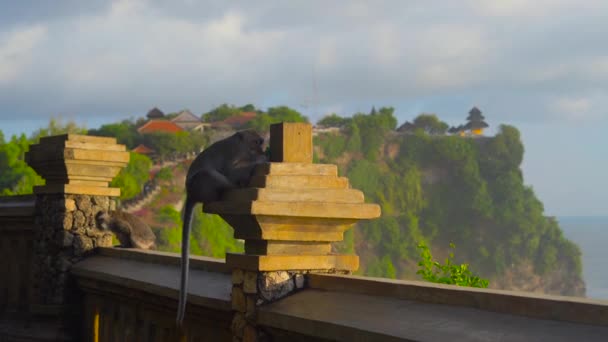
[31,194,115,307]
[231,270,350,341]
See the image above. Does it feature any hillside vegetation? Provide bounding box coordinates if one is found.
[0,108,584,295]
[315,108,584,295]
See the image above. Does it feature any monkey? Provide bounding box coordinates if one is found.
[177,129,267,326]
[95,210,157,250]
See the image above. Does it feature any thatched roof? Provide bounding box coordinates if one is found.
[397,121,416,132]
[147,107,165,119]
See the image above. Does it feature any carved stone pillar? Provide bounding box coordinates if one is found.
[204,123,381,341]
[24,134,128,336]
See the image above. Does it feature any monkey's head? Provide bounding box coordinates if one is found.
[235,130,266,162]
[95,211,111,230]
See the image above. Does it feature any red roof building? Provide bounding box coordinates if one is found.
[132,144,155,154]
[137,120,185,134]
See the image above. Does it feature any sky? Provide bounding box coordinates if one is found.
[0,0,606,216]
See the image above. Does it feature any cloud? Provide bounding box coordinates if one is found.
[0,0,607,127]
[548,94,607,122]
[0,25,46,83]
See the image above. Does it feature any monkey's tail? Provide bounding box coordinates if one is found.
[177,197,195,327]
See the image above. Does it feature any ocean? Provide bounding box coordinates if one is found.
[559,216,608,300]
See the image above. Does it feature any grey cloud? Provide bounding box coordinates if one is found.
[0,0,607,126]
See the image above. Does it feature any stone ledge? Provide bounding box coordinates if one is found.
[226,253,359,271]
[308,273,608,327]
[97,247,231,273]
[71,255,232,311]
[0,195,35,217]
[258,289,608,342]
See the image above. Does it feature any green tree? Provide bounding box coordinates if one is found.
[30,117,88,142]
[111,152,152,200]
[246,106,309,131]
[317,113,350,128]
[202,104,242,122]
[88,120,141,149]
[412,113,449,135]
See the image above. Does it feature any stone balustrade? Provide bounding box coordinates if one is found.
[1,126,608,342]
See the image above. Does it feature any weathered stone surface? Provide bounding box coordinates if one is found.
[73,234,93,256]
[72,211,86,230]
[62,214,73,230]
[75,196,91,212]
[64,198,76,212]
[253,162,337,177]
[295,273,305,289]
[243,324,258,342]
[269,122,312,163]
[243,272,257,294]
[56,231,74,247]
[232,286,247,313]
[91,195,109,208]
[232,269,244,285]
[245,296,256,320]
[259,271,294,302]
[55,256,71,272]
[231,313,246,338]
[245,240,331,255]
[97,234,113,247]
[227,254,359,272]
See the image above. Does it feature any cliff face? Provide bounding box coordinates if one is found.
[317,126,585,297]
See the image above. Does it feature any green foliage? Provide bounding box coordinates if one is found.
[347,107,397,160]
[156,167,173,181]
[366,255,397,279]
[155,204,243,258]
[0,133,44,195]
[0,117,86,195]
[315,134,346,161]
[29,117,88,142]
[317,113,351,127]
[111,152,152,200]
[246,106,309,132]
[412,113,449,135]
[202,104,242,122]
[88,120,141,149]
[143,131,204,159]
[416,242,489,288]
[313,110,582,285]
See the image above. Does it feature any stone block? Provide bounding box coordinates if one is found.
[232,286,246,313]
[232,269,244,285]
[206,201,381,220]
[227,254,359,272]
[295,273,305,289]
[253,162,337,176]
[243,272,257,294]
[243,324,258,342]
[223,187,365,203]
[64,198,76,212]
[269,122,313,163]
[231,312,246,338]
[249,175,349,189]
[245,241,332,255]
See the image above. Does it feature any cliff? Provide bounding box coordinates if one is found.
[315,122,585,297]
